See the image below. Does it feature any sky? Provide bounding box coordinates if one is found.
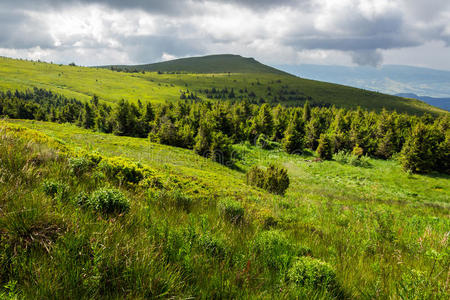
[0,0,449,70]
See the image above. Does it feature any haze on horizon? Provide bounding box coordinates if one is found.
[0,0,449,71]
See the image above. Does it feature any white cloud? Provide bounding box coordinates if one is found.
[0,0,448,69]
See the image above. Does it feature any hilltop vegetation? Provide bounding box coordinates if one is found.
[0,56,445,115]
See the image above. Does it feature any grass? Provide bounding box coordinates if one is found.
[0,56,446,115]
[1,119,448,299]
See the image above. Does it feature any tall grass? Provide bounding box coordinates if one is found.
[0,121,449,299]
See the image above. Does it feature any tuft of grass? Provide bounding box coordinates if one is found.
[217,198,245,224]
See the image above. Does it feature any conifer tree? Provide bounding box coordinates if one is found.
[317,134,333,160]
[282,112,305,154]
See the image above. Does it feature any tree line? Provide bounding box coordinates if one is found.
[0,88,448,174]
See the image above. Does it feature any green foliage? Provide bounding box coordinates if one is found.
[282,113,305,154]
[246,164,290,195]
[42,180,70,202]
[333,151,371,168]
[98,157,154,185]
[217,198,244,223]
[253,230,297,270]
[1,117,450,299]
[400,123,444,173]
[151,189,193,212]
[316,134,333,160]
[68,156,93,176]
[197,233,227,259]
[352,144,364,157]
[87,188,130,215]
[287,257,338,291]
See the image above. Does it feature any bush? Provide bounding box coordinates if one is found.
[287,257,337,291]
[256,134,279,150]
[68,157,93,176]
[253,230,296,270]
[246,164,290,195]
[42,180,60,198]
[217,198,244,224]
[42,180,70,202]
[197,233,227,259]
[87,188,130,215]
[333,151,371,168]
[98,157,154,185]
[75,191,89,206]
[351,144,364,157]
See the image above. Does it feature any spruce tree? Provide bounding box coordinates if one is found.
[282,112,305,154]
[317,134,333,160]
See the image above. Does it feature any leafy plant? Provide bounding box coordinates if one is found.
[87,188,130,215]
[287,257,338,291]
[217,198,244,224]
[246,164,290,195]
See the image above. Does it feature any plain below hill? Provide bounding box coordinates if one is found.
[99,54,290,75]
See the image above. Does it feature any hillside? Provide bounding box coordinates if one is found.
[1,119,448,298]
[0,56,445,115]
[100,54,291,75]
[395,93,450,111]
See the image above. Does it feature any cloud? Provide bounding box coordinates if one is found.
[0,0,448,69]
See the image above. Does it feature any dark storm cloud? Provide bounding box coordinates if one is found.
[0,11,53,49]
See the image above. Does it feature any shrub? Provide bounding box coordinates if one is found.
[217,198,244,224]
[68,157,92,176]
[246,164,290,195]
[42,180,70,202]
[351,144,364,157]
[287,257,337,291]
[333,151,371,168]
[253,230,296,270]
[316,134,333,160]
[264,164,290,195]
[246,165,265,187]
[42,180,60,198]
[98,157,154,185]
[87,188,130,215]
[197,233,226,259]
[256,134,279,150]
[75,191,89,206]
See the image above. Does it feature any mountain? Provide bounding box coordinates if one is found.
[0,56,446,115]
[276,64,450,99]
[395,93,450,111]
[100,54,290,75]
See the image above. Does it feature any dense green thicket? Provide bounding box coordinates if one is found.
[1,88,448,173]
[246,164,290,195]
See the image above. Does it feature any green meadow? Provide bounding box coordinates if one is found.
[0,56,445,115]
[1,119,448,299]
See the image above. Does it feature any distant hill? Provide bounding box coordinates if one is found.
[395,93,450,111]
[99,54,290,75]
[277,64,450,99]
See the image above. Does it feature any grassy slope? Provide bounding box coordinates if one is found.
[101,54,290,75]
[0,56,445,115]
[3,119,449,298]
